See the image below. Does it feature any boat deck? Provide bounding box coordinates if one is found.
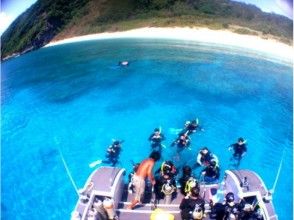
[117,184,218,220]
[72,167,277,220]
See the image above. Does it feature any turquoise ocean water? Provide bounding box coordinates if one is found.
[1,39,293,219]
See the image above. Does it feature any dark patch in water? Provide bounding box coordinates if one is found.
[38,148,59,168]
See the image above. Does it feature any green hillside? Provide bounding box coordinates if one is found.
[1,0,293,60]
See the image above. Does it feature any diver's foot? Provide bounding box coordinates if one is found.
[127,201,141,210]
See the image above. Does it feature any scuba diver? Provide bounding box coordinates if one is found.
[103,140,123,166]
[180,186,206,220]
[179,165,193,195]
[183,119,204,135]
[201,159,220,184]
[148,128,166,151]
[154,161,177,204]
[223,192,241,220]
[238,198,264,220]
[209,192,241,220]
[196,147,219,167]
[228,137,247,167]
[171,131,191,151]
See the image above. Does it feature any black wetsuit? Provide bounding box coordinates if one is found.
[172,135,190,150]
[104,144,121,166]
[202,165,220,183]
[185,123,198,135]
[223,203,241,220]
[198,151,214,166]
[148,132,165,149]
[180,196,205,220]
[232,143,247,159]
[210,203,225,220]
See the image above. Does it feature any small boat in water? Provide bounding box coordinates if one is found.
[71,166,277,220]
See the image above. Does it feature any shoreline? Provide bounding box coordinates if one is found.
[45,27,293,64]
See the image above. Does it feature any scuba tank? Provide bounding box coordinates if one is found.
[184,177,198,196]
[93,199,108,220]
[103,198,116,220]
[161,180,175,204]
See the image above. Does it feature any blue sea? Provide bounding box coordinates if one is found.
[1,39,293,219]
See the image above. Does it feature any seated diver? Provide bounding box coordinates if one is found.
[183,119,204,135]
[148,128,166,151]
[209,192,240,220]
[223,192,241,220]
[103,140,123,166]
[228,137,247,167]
[154,161,177,204]
[180,186,206,220]
[171,131,191,151]
[238,198,264,220]
[201,159,220,184]
[196,147,219,167]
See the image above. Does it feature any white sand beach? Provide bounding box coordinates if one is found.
[45,27,293,63]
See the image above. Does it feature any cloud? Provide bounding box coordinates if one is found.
[0,12,14,35]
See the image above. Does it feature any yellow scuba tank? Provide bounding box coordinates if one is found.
[185,177,198,195]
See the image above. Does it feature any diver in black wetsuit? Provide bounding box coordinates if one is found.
[196,147,219,167]
[154,161,177,203]
[201,159,220,183]
[103,140,123,166]
[223,192,241,220]
[148,128,165,151]
[179,165,193,195]
[180,186,205,220]
[171,131,191,152]
[229,137,247,167]
[183,119,203,135]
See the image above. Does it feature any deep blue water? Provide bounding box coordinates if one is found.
[1,39,292,219]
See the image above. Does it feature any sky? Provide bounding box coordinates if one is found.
[0,0,293,35]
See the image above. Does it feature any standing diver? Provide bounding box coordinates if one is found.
[228,137,247,167]
[154,161,177,204]
[148,128,166,151]
[127,151,161,210]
